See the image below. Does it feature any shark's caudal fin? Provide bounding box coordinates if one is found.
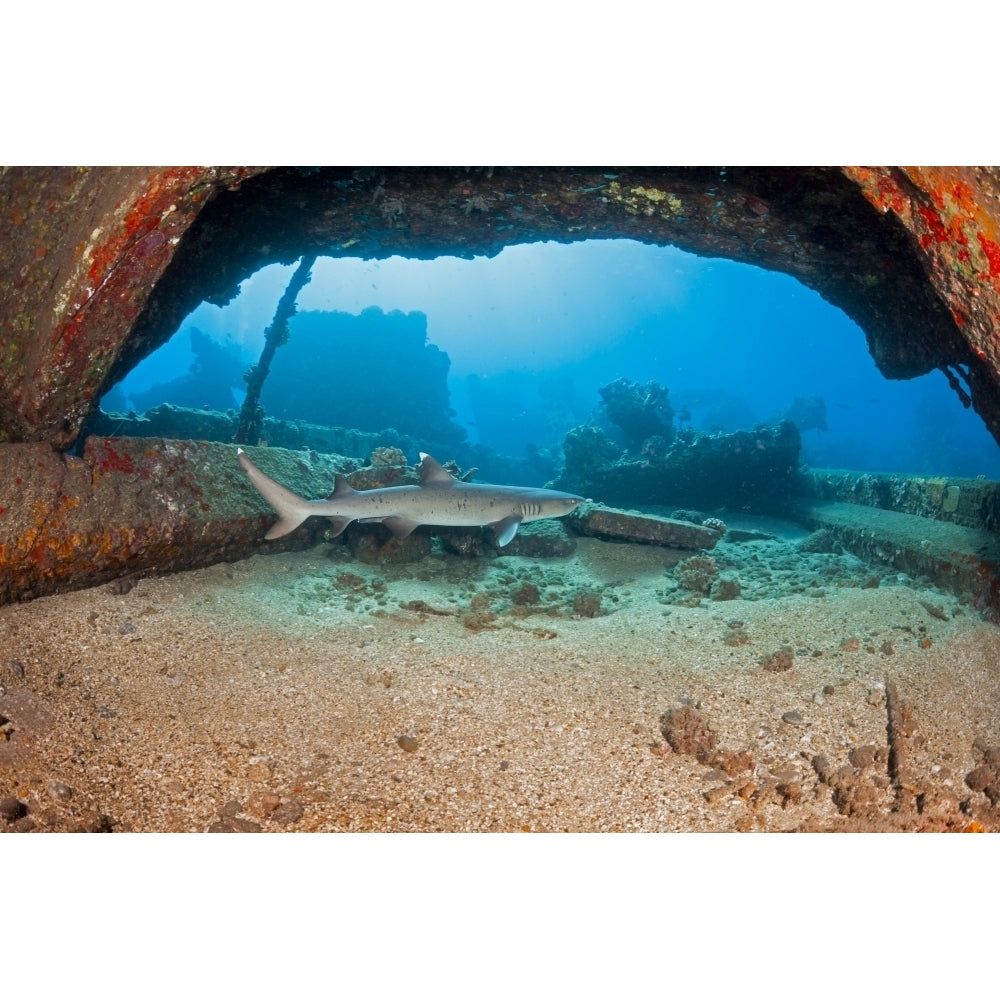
[237,448,314,540]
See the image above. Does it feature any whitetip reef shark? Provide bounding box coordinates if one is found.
[237,448,585,547]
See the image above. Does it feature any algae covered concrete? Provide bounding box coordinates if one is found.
[801,467,1000,532]
[0,437,339,604]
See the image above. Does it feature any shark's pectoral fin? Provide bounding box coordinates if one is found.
[491,515,522,547]
[382,515,421,540]
[325,516,354,538]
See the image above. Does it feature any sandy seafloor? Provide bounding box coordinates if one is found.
[2,514,1000,834]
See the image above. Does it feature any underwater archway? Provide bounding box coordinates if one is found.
[3,167,999,453]
[108,239,1000,481]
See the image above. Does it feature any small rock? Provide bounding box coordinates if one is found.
[272,799,305,825]
[246,793,282,818]
[706,748,754,776]
[0,796,28,822]
[919,788,960,819]
[920,601,949,621]
[827,765,858,790]
[781,710,804,725]
[572,589,605,618]
[723,625,750,646]
[797,529,841,554]
[48,781,74,802]
[511,582,541,606]
[247,757,274,782]
[866,688,886,707]
[762,646,794,672]
[660,706,717,758]
[703,784,729,804]
[208,817,262,833]
[397,734,419,752]
[812,754,834,783]
[776,782,802,806]
[966,765,995,794]
[848,745,878,770]
[73,811,113,832]
[710,576,741,601]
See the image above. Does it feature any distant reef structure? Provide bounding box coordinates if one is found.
[552,377,803,512]
[88,307,469,463]
[782,395,828,433]
[260,307,467,451]
[119,327,246,414]
[598,377,675,451]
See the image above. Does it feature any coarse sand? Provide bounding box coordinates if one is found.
[2,521,999,833]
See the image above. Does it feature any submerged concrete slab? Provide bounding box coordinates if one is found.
[794,498,1000,617]
[568,502,723,549]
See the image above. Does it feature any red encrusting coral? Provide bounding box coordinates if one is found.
[977,232,1000,280]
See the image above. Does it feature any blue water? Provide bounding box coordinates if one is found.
[106,239,1000,480]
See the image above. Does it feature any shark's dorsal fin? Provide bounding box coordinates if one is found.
[419,453,456,486]
[329,474,357,500]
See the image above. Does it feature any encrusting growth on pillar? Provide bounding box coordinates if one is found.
[234,254,316,445]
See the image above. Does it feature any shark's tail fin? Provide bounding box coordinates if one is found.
[238,448,313,539]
